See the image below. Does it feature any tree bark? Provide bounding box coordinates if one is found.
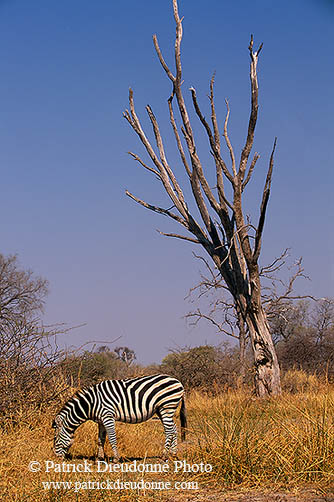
[230,265,281,396]
[222,268,281,396]
[246,306,281,396]
[236,308,247,384]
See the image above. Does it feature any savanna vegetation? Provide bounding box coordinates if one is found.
[1,252,334,501]
[1,380,334,501]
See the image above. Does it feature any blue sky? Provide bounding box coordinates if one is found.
[0,0,333,364]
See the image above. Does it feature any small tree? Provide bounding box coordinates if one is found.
[114,346,136,366]
[275,298,334,375]
[160,345,240,391]
[124,0,281,395]
[0,254,69,421]
[0,253,48,326]
[63,347,132,387]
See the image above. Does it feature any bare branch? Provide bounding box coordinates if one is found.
[168,93,191,177]
[238,35,263,181]
[128,152,161,178]
[223,99,237,177]
[125,190,187,226]
[152,34,176,82]
[185,253,230,301]
[208,76,231,218]
[260,248,290,276]
[242,152,260,190]
[145,104,188,213]
[253,138,277,262]
[186,309,239,339]
[126,190,212,249]
[172,0,194,142]
[190,87,234,185]
[189,168,216,235]
[74,336,122,353]
[125,89,189,220]
[157,230,202,244]
[209,73,220,152]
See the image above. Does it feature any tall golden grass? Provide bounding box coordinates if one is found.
[0,372,333,501]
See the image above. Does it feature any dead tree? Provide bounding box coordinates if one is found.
[124,0,281,396]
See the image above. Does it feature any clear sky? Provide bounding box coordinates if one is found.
[0,0,333,364]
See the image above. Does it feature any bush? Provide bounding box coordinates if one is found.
[0,321,70,426]
[62,349,129,387]
[160,344,241,391]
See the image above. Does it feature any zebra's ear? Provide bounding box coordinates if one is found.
[53,416,63,428]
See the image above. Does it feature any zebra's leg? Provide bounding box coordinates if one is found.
[102,415,120,462]
[97,423,106,460]
[158,408,178,459]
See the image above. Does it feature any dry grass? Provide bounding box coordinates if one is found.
[1,382,334,501]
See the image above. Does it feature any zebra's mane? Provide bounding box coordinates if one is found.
[54,386,91,420]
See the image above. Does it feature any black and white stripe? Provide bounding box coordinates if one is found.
[52,374,187,460]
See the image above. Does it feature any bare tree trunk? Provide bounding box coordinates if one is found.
[232,267,281,396]
[235,306,247,383]
[246,307,281,396]
[226,277,281,395]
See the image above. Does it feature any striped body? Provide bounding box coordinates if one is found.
[52,374,187,460]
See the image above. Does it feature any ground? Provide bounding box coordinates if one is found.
[167,490,334,502]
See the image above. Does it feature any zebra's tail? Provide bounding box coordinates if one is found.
[180,394,187,441]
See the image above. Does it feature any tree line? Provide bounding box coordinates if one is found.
[0,252,332,425]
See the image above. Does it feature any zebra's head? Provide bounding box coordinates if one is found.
[52,414,74,458]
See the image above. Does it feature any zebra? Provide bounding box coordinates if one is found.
[52,374,187,461]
